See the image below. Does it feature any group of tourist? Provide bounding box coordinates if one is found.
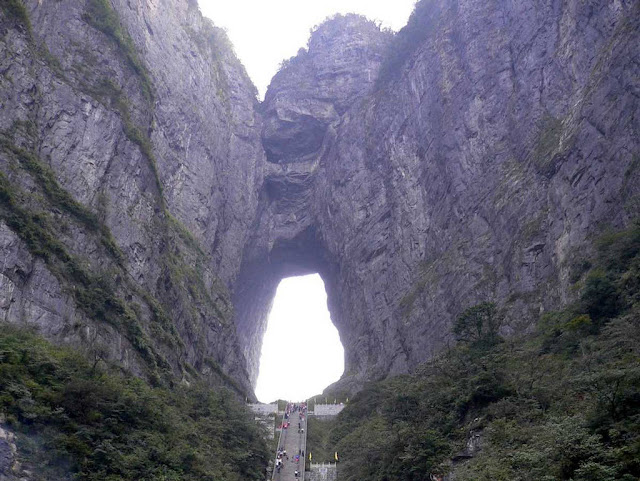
[274,402,308,478]
[285,402,307,418]
[275,447,288,473]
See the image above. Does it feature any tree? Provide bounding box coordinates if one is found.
[581,270,620,323]
[453,302,502,344]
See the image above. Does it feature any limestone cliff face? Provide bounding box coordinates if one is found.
[0,0,262,395]
[1,0,638,397]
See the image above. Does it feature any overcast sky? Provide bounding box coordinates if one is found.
[254,274,344,403]
[198,0,417,98]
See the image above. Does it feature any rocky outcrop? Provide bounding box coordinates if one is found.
[262,15,391,165]
[314,0,640,389]
[0,420,27,481]
[1,0,638,398]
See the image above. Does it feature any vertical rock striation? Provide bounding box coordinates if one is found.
[0,0,263,395]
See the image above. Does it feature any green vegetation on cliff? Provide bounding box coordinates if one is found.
[376,0,439,87]
[1,0,33,38]
[0,327,269,481]
[0,145,172,375]
[83,0,153,103]
[308,222,640,480]
[1,0,242,393]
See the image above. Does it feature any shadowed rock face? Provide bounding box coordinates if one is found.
[1,0,638,397]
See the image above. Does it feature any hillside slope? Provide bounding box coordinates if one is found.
[306,223,640,480]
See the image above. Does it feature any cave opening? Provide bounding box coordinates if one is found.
[254,273,344,403]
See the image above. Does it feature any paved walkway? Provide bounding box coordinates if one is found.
[273,404,307,481]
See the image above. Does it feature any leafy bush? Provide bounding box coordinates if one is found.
[582,270,621,322]
[453,301,502,345]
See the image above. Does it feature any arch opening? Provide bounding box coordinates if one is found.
[254,274,344,403]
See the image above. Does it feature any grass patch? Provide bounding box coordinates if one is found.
[530,114,564,176]
[398,258,440,317]
[167,213,207,257]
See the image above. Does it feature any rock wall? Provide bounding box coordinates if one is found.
[0,0,263,395]
[1,0,638,396]
[323,0,640,389]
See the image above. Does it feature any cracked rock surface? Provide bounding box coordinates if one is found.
[1,0,261,395]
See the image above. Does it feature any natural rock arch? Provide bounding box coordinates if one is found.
[231,15,395,390]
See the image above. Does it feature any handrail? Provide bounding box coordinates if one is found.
[301,409,307,481]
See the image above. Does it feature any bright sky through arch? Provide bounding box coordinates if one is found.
[198,0,417,98]
[255,274,344,403]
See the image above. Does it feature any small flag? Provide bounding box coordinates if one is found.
[309,452,312,461]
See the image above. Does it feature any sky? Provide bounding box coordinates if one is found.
[254,274,344,403]
[198,0,417,98]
